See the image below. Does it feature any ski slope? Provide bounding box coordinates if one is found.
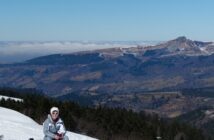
[0,107,97,140]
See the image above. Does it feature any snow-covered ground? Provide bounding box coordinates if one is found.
[0,95,23,102]
[0,107,98,140]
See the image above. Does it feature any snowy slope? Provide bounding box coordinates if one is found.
[0,95,23,102]
[0,107,97,140]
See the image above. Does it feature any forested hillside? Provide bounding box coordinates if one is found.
[0,88,205,140]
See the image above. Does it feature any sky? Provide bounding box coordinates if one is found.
[0,0,214,41]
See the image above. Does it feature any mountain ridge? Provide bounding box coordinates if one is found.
[24,36,214,64]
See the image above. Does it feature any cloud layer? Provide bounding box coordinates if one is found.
[0,41,157,63]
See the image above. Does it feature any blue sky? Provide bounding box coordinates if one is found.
[0,0,214,41]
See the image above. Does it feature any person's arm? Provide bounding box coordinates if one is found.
[57,120,66,134]
[43,119,56,138]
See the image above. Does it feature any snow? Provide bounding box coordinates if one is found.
[0,107,98,140]
[0,95,23,102]
[199,47,210,54]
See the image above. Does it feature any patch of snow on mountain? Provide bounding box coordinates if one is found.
[199,47,210,54]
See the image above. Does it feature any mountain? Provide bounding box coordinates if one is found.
[0,107,97,140]
[1,37,214,117]
[1,37,214,94]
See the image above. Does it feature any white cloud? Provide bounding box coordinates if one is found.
[0,41,158,63]
[0,41,127,55]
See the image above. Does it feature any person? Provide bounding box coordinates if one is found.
[43,107,69,140]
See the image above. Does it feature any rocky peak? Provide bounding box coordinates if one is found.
[174,36,188,42]
[152,36,205,56]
